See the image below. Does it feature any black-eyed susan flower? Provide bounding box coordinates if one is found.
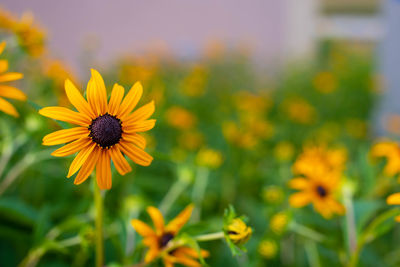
[371,141,400,177]
[289,172,344,218]
[39,69,155,189]
[0,41,26,117]
[131,204,209,266]
[225,218,252,245]
[196,148,223,169]
[258,239,278,259]
[270,212,290,235]
[165,106,197,130]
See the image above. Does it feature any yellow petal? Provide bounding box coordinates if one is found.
[125,100,155,124]
[147,207,165,234]
[109,146,132,175]
[65,79,95,119]
[74,146,100,185]
[96,149,112,189]
[288,178,310,190]
[289,192,311,208]
[51,137,91,157]
[0,97,18,117]
[86,78,98,116]
[144,246,160,263]
[90,69,108,115]
[387,193,400,205]
[131,219,155,237]
[39,107,91,126]
[67,142,96,177]
[108,83,125,115]
[43,127,89,146]
[123,119,156,133]
[121,133,146,149]
[0,42,5,55]
[0,85,26,100]
[165,204,194,234]
[0,72,23,82]
[119,141,153,166]
[118,81,143,118]
[0,60,8,73]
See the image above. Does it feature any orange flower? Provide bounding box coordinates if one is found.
[131,204,209,266]
[40,69,155,189]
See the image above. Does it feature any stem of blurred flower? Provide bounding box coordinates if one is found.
[93,179,104,267]
[0,134,27,178]
[348,208,400,267]
[343,184,357,258]
[0,149,53,196]
[159,166,192,214]
[305,240,320,267]
[195,231,225,242]
[289,221,325,243]
[191,167,209,222]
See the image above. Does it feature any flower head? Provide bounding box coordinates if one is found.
[258,239,278,259]
[39,69,155,189]
[196,148,223,169]
[270,212,290,235]
[165,106,197,130]
[131,204,208,266]
[371,141,400,177]
[289,171,344,218]
[226,218,252,246]
[386,193,400,222]
[0,41,26,117]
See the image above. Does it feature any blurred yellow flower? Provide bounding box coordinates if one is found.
[0,8,15,29]
[274,141,295,162]
[222,121,258,149]
[371,141,400,177]
[165,106,197,130]
[181,65,208,97]
[261,186,284,204]
[293,145,347,178]
[179,130,204,151]
[196,148,223,169]
[386,193,400,222]
[235,91,272,115]
[131,204,209,266]
[226,218,252,245]
[258,239,278,259]
[40,69,155,189]
[13,12,45,57]
[313,71,338,94]
[270,212,289,235]
[289,171,345,219]
[283,97,316,124]
[0,41,26,117]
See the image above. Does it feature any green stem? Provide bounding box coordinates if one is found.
[305,240,320,267]
[191,167,209,222]
[159,167,192,214]
[343,186,357,256]
[195,231,225,242]
[289,221,325,243]
[94,181,104,267]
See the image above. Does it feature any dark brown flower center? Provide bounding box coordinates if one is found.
[316,185,328,198]
[159,232,174,248]
[89,113,122,149]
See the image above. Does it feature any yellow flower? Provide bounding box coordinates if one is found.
[274,141,295,162]
[0,42,26,117]
[131,204,209,266]
[226,218,252,245]
[261,186,284,204]
[270,212,289,235]
[165,106,196,130]
[196,148,223,169]
[371,141,400,177]
[258,239,278,259]
[386,193,400,222]
[181,65,208,97]
[39,69,155,189]
[289,171,345,218]
[293,145,347,178]
[178,130,204,151]
[283,97,316,124]
[313,71,338,94]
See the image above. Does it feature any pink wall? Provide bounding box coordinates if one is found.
[2,0,285,71]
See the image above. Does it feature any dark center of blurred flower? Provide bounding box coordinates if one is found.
[89,113,122,149]
[316,185,327,197]
[159,232,174,248]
